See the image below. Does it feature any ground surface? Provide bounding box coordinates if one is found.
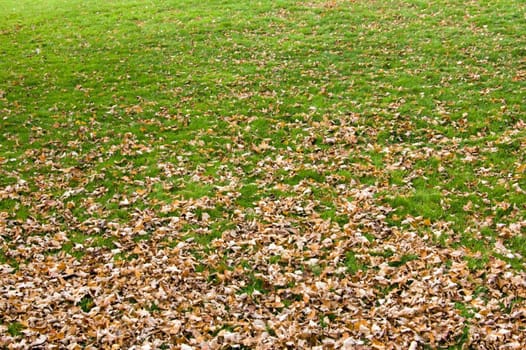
[0,0,525,348]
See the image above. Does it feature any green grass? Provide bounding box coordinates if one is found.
[0,0,525,347]
[239,274,268,295]
[388,253,419,267]
[78,295,95,313]
[344,251,367,274]
[7,322,24,337]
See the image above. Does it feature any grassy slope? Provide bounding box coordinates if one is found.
[0,0,525,348]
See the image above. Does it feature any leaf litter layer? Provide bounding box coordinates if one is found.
[0,0,525,348]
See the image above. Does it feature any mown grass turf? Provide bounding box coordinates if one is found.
[0,0,525,347]
[1,0,524,283]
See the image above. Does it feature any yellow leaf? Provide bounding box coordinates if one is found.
[353,319,369,331]
[371,339,386,349]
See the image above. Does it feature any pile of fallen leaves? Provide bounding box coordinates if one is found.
[1,115,525,349]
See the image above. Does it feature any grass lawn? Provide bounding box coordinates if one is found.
[0,0,525,348]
